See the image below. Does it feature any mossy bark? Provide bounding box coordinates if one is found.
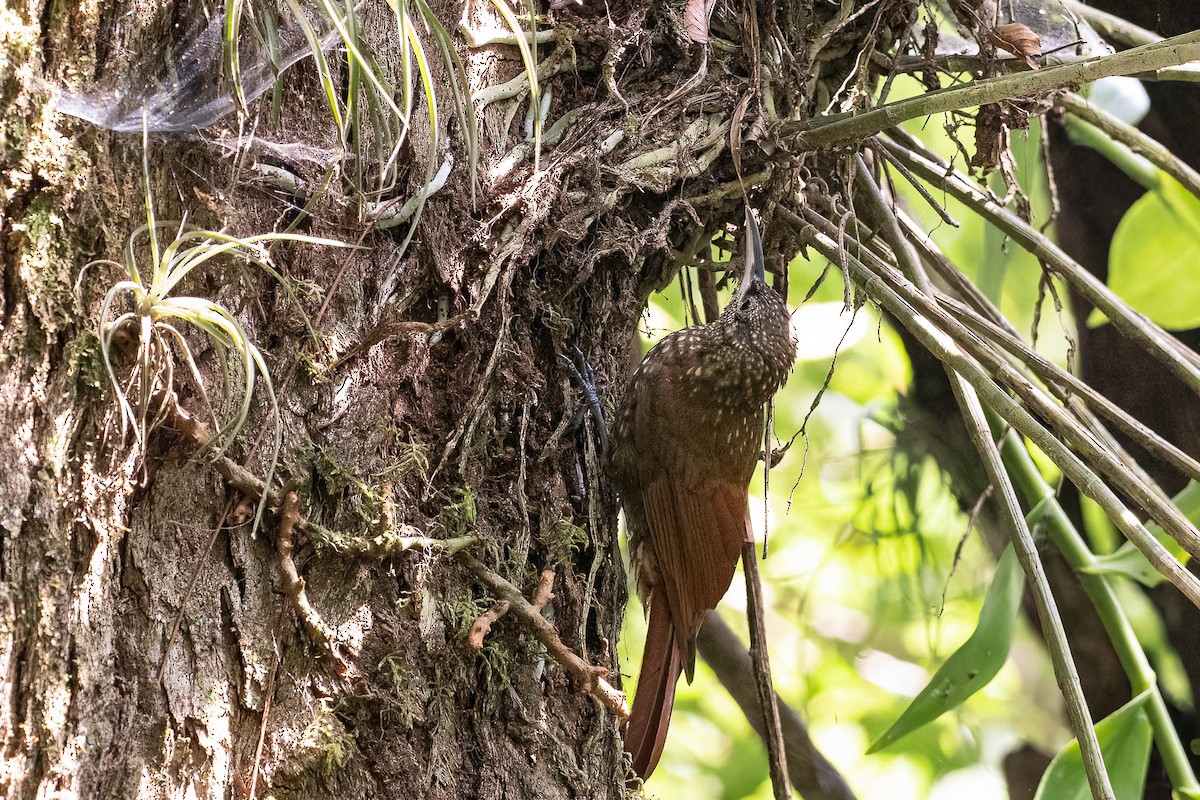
[0,1,639,797]
[0,0,888,788]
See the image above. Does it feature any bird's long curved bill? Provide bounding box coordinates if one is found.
[736,207,766,304]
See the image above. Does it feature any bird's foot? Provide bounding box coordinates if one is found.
[560,345,609,456]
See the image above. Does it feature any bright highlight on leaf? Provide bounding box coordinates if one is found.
[868,543,1025,753]
[1090,177,1200,331]
[1033,691,1153,800]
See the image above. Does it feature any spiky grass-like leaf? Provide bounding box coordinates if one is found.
[98,132,356,533]
[284,0,345,137]
[393,2,440,259]
[206,1,476,230]
[316,0,404,118]
[413,0,479,200]
[260,3,286,122]
[224,0,248,114]
[489,0,540,171]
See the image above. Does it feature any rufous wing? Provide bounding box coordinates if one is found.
[642,474,749,681]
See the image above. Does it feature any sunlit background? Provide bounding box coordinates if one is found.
[618,92,1087,800]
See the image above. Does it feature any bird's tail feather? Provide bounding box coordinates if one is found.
[626,586,682,780]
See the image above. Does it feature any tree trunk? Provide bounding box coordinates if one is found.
[1,0,910,791]
[1,1,646,797]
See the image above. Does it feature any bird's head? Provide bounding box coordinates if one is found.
[730,207,781,325]
[721,206,796,383]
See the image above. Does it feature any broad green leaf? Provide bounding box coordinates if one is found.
[1083,481,1198,587]
[867,544,1024,752]
[1089,177,1200,330]
[1033,691,1152,800]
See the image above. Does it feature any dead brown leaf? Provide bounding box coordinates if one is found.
[987,21,1042,70]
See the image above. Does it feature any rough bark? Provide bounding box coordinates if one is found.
[0,0,921,794]
[2,1,638,797]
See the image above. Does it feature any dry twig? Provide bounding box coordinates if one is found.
[328,312,473,372]
[162,393,470,556]
[698,613,858,800]
[741,540,791,799]
[468,567,556,649]
[459,555,630,719]
[277,490,351,673]
[469,601,512,649]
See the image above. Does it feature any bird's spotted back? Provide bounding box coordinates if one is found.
[610,208,798,781]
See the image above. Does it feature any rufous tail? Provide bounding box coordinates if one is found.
[625,585,683,780]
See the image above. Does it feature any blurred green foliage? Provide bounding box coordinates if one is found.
[620,102,1078,800]
[1096,176,1200,331]
[621,75,1200,798]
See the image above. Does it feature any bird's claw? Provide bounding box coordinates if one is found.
[560,346,609,456]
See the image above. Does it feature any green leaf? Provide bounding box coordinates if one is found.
[1083,480,1198,586]
[1033,691,1152,800]
[489,0,540,170]
[1090,177,1200,330]
[1086,543,1170,586]
[867,544,1025,752]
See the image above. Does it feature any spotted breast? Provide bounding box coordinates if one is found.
[609,208,795,780]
